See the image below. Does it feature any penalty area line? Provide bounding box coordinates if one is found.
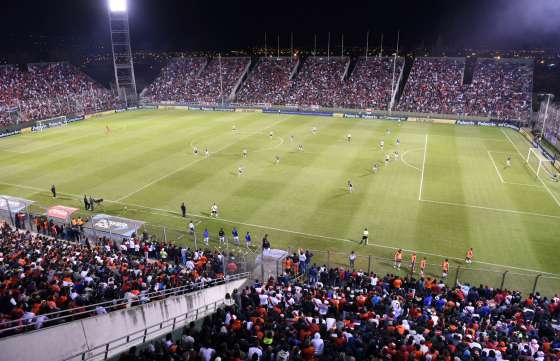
[418,134,428,200]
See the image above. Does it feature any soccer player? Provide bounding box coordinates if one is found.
[218,228,225,245]
[211,203,218,218]
[297,144,304,152]
[410,253,417,273]
[465,247,473,264]
[232,124,237,131]
[242,149,248,158]
[442,259,449,278]
[238,166,244,176]
[394,249,403,269]
[347,133,352,142]
[290,135,294,142]
[419,257,427,277]
[347,180,353,193]
[312,126,317,135]
[386,128,391,136]
[193,146,199,156]
[372,163,379,173]
[188,220,195,235]
[393,151,399,160]
[380,140,384,150]
[396,137,400,146]
[245,231,252,248]
[384,153,390,165]
[506,155,511,168]
[205,147,209,158]
[275,155,280,164]
[203,228,209,246]
[84,195,90,211]
[51,184,56,198]
[269,131,274,139]
[232,227,240,245]
[180,202,187,217]
[359,227,369,245]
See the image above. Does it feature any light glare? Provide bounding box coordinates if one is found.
[108,0,127,12]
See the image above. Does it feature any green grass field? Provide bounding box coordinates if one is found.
[1,109,560,294]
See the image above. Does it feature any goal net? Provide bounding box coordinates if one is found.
[526,147,557,179]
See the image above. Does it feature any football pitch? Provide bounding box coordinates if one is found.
[1,109,559,293]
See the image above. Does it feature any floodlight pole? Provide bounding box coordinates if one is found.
[341,34,344,57]
[365,31,369,59]
[379,33,384,57]
[541,93,553,139]
[108,3,138,105]
[290,32,293,57]
[313,34,317,56]
[327,32,331,60]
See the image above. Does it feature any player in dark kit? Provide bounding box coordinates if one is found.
[84,195,90,210]
[180,202,186,217]
[51,185,56,198]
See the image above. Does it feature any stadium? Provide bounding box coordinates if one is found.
[0,0,560,360]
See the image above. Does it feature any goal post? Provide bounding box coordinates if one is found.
[526,147,555,178]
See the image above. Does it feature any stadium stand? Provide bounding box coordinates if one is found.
[146,57,249,104]
[397,57,466,115]
[464,58,533,121]
[0,62,118,127]
[0,220,245,336]
[286,57,349,108]
[117,271,560,361]
[236,57,296,105]
[143,57,208,103]
[340,57,404,110]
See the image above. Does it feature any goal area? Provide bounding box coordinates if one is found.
[526,147,557,179]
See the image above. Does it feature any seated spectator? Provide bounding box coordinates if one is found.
[236,57,296,105]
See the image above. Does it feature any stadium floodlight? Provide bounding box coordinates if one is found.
[108,0,127,12]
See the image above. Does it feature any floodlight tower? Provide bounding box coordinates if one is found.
[108,0,137,106]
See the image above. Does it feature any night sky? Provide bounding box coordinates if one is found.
[1,0,560,57]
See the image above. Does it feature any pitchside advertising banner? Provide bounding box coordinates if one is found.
[84,214,145,240]
[263,109,333,117]
[343,113,407,121]
[456,119,521,130]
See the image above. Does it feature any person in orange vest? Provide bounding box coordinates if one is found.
[394,249,403,269]
[465,247,473,264]
[410,253,417,273]
[419,257,427,277]
[442,259,449,278]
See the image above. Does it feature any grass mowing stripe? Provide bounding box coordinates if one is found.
[1,179,557,276]
[115,117,286,202]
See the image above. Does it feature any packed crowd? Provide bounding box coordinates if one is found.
[0,63,118,127]
[143,55,534,120]
[340,57,404,111]
[0,221,243,335]
[146,57,249,104]
[121,265,560,361]
[286,57,349,108]
[398,58,466,115]
[464,59,533,120]
[236,57,296,105]
[144,57,208,103]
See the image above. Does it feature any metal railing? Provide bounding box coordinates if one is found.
[296,248,560,297]
[0,272,249,337]
[68,300,224,361]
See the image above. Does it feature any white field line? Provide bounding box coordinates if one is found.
[501,129,560,208]
[418,134,428,200]
[420,198,560,220]
[400,147,422,172]
[116,120,283,202]
[504,181,544,189]
[487,151,504,183]
[0,179,557,275]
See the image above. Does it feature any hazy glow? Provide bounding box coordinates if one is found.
[108,0,127,12]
